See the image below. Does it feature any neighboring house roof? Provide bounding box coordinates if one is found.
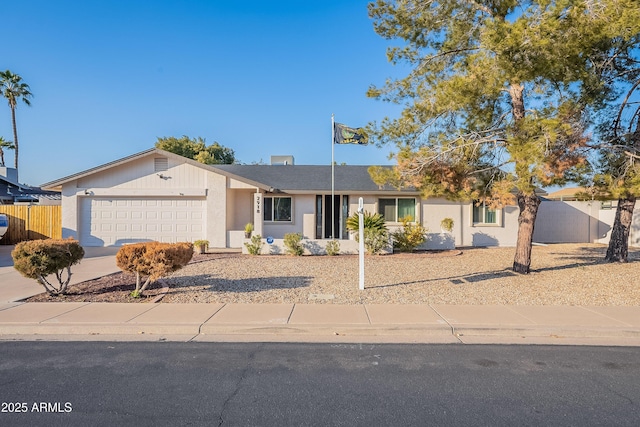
[545,187,590,201]
[0,174,61,205]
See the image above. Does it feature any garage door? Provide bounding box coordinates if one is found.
[80,197,206,246]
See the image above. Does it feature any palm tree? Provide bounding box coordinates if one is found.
[0,70,32,175]
[0,136,14,167]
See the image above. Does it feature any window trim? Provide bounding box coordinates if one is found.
[264,196,293,223]
[378,197,417,223]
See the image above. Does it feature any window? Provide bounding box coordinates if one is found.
[264,197,292,222]
[473,201,498,225]
[378,198,416,222]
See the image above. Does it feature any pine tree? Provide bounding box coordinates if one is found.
[367,0,640,273]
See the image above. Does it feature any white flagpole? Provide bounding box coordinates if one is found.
[331,113,335,239]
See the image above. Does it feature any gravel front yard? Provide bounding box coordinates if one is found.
[161,243,640,306]
[25,244,640,305]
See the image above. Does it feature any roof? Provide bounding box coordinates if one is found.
[545,187,590,201]
[1,174,61,204]
[41,148,416,194]
[212,164,413,193]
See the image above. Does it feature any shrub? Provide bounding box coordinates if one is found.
[440,217,454,233]
[12,238,85,295]
[283,233,304,256]
[363,228,390,255]
[116,242,193,297]
[325,239,340,256]
[347,211,390,255]
[346,211,387,233]
[244,235,263,255]
[391,216,428,252]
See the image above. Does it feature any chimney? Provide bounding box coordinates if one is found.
[0,167,18,184]
[270,155,295,165]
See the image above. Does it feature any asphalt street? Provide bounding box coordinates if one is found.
[0,342,639,426]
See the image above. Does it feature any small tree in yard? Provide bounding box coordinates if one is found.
[12,239,85,295]
[116,242,193,297]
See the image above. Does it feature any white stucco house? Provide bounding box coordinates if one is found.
[41,148,522,250]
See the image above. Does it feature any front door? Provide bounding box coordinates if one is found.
[316,195,349,239]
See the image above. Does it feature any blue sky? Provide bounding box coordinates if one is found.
[3,0,407,186]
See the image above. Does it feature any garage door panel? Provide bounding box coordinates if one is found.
[80,197,206,247]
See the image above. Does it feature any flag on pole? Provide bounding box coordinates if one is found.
[333,122,368,145]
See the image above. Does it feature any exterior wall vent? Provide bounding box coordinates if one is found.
[154,157,168,172]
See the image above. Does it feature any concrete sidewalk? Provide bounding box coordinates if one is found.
[1,245,639,346]
[0,301,639,346]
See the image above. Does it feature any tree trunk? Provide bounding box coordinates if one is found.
[11,106,19,178]
[605,196,636,263]
[513,192,541,274]
[509,83,525,121]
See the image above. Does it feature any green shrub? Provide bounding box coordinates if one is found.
[347,211,389,255]
[391,216,428,252]
[116,242,193,297]
[346,211,387,233]
[12,238,85,295]
[363,228,390,255]
[325,239,340,256]
[284,232,304,256]
[440,217,454,232]
[244,235,263,255]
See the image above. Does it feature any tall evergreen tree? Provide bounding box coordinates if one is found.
[0,70,32,176]
[367,0,640,273]
[591,79,640,262]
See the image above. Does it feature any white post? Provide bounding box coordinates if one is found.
[358,197,365,290]
[331,113,335,239]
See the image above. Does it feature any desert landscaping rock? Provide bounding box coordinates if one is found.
[26,244,640,306]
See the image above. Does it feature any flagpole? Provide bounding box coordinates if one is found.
[331,113,335,239]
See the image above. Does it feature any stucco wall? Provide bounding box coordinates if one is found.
[534,200,640,246]
[262,194,315,239]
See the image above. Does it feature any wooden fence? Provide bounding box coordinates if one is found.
[0,205,62,245]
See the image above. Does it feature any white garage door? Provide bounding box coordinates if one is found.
[80,197,206,246]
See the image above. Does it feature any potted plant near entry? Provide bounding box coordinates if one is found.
[244,223,254,238]
[194,240,209,254]
[440,218,454,234]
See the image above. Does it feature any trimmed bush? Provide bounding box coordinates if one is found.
[244,235,263,255]
[283,232,304,256]
[116,242,193,297]
[12,238,85,295]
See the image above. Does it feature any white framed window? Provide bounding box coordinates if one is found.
[264,197,292,222]
[472,201,500,225]
[378,198,416,222]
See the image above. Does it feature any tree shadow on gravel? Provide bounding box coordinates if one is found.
[166,274,312,294]
[373,269,518,289]
[533,246,640,273]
